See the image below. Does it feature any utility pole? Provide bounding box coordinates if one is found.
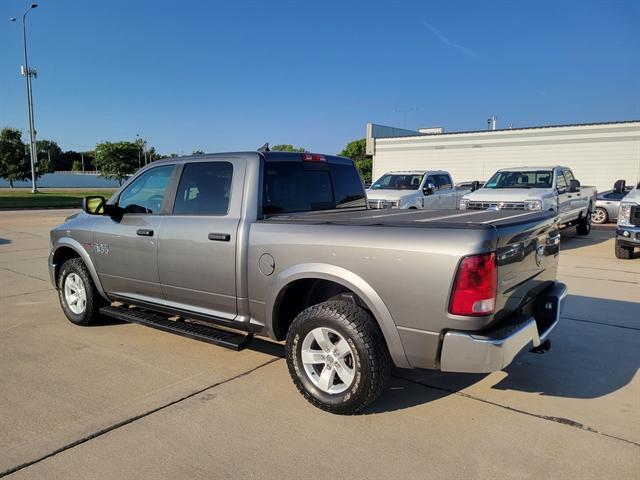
[135,133,142,169]
[143,140,148,166]
[392,107,419,128]
[81,152,85,173]
[10,4,40,193]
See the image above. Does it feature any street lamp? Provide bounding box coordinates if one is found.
[10,3,39,193]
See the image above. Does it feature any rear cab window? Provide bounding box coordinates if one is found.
[262,155,366,215]
[435,174,453,190]
[173,162,233,215]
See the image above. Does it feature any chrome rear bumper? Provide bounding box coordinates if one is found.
[440,282,567,373]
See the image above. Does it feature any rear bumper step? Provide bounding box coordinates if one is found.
[439,282,567,373]
[99,305,253,351]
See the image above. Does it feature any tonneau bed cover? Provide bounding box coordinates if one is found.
[262,208,557,229]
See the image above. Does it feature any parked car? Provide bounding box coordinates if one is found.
[615,181,640,259]
[49,151,566,414]
[460,166,597,235]
[366,170,478,209]
[592,180,633,224]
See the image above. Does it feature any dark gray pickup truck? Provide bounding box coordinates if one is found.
[49,151,566,414]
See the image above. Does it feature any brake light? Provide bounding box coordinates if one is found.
[449,252,497,316]
[301,153,326,162]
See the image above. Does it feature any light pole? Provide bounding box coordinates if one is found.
[10,4,39,193]
[135,133,142,169]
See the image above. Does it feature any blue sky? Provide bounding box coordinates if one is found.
[1,0,639,155]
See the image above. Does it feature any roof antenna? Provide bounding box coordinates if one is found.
[258,142,270,152]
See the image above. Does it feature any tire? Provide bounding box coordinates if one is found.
[591,207,608,225]
[615,242,633,260]
[57,258,107,326]
[576,209,592,235]
[285,300,391,415]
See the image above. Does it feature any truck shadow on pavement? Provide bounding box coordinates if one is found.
[559,225,614,251]
[367,294,639,413]
[0,238,11,245]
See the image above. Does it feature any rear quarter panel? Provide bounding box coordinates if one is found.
[247,223,496,335]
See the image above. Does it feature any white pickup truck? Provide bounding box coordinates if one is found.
[366,170,477,209]
[460,166,597,235]
[615,181,640,259]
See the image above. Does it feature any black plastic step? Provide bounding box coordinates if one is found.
[99,305,253,351]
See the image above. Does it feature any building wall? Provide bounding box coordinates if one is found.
[371,122,640,192]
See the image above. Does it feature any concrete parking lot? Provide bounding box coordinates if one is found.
[1,209,638,479]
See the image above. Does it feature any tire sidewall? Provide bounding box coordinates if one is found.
[288,313,368,410]
[58,260,92,325]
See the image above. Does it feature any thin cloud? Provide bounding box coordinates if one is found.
[421,21,479,59]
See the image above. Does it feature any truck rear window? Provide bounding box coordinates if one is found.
[262,161,366,215]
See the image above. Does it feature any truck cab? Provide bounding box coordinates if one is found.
[367,170,468,209]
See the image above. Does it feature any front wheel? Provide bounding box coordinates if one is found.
[57,258,107,326]
[577,210,592,235]
[615,242,634,260]
[285,301,391,414]
[591,207,608,224]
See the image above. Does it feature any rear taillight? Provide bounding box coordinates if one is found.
[448,252,497,316]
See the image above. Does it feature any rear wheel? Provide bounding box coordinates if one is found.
[57,258,107,326]
[591,207,608,225]
[285,301,391,414]
[615,242,633,260]
[577,209,592,235]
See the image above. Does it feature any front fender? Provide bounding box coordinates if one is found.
[52,237,109,302]
[266,263,410,368]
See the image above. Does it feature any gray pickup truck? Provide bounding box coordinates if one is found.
[49,151,567,414]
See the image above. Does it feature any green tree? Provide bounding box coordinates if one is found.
[339,138,372,183]
[71,160,82,172]
[36,139,63,173]
[94,141,139,185]
[0,128,31,188]
[192,149,205,155]
[271,144,306,152]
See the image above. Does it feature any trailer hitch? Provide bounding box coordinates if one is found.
[530,339,551,354]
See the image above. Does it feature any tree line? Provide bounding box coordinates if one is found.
[1,127,372,188]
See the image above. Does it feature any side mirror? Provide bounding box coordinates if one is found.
[471,180,480,192]
[82,196,106,215]
[423,183,435,196]
[569,179,581,193]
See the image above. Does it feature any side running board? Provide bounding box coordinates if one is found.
[99,305,253,351]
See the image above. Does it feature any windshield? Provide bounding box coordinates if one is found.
[484,170,552,189]
[371,174,423,190]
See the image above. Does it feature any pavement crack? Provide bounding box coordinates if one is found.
[562,316,640,331]
[0,288,53,300]
[392,374,640,448]
[0,266,48,283]
[0,357,282,478]
[558,273,638,285]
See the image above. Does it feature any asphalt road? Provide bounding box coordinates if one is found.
[1,209,638,479]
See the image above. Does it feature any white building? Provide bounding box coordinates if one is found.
[366,120,640,192]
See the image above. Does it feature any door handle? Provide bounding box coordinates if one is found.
[567,195,572,198]
[208,233,231,242]
[136,229,154,236]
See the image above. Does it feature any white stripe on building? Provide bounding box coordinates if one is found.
[367,121,640,192]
